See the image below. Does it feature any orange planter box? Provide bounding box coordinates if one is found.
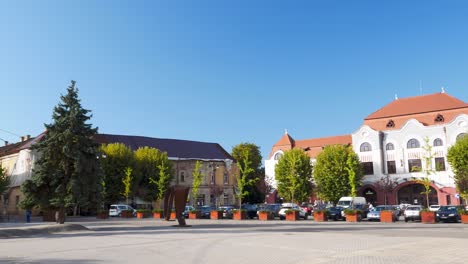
[258,212,273,221]
[233,211,247,220]
[170,211,177,219]
[153,212,162,219]
[210,210,223,220]
[461,214,468,224]
[313,212,327,222]
[136,212,145,219]
[421,211,435,224]
[380,211,395,223]
[286,211,299,221]
[346,214,360,222]
[189,211,200,219]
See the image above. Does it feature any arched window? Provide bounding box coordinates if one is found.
[360,142,372,152]
[407,138,420,149]
[386,143,394,150]
[274,152,283,160]
[457,133,466,141]
[433,138,443,147]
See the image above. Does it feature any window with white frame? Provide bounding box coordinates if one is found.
[360,142,372,152]
[407,139,420,149]
[386,143,394,151]
[433,138,443,147]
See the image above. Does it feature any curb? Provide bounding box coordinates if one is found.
[0,224,90,238]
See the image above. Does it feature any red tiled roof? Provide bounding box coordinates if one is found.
[273,133,295,147]
[365,93,467,120]
[0,137,36,157]
[295,134,352,148]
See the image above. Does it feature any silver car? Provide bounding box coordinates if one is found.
[109,204,136,217]
[404,205,423,222]
[367,205,399,221]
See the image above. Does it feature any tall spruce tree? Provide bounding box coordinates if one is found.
[21,80,102,223]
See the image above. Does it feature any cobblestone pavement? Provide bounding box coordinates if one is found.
[1,218,467,263]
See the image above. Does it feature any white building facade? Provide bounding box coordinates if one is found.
[265,92,468,206]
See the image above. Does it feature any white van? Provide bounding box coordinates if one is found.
[336,197,367,209]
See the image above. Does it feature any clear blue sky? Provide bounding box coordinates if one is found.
[1,1,467,161]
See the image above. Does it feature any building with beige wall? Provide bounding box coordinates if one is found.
[0,133,238,219]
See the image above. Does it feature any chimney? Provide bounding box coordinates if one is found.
[26,135,31,140]
[20,136,25,142]
[4,141,8,146]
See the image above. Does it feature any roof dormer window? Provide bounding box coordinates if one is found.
[434,114,444,123]
[386,120,395,128]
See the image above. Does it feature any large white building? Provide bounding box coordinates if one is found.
[265,91,468,206]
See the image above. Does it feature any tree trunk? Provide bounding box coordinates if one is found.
[55,208,66,224]
[73,204,78,216]
[426,193,430,208]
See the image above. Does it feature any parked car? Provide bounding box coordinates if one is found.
[327,206,344,221]
[300,203,314,215]
[257,203,282,218]
[182,205,195,218]
[198,205,215,219]
[109,204,136,217]
[436,206,464,223]
[241,204,258,219]
[404,205,423,222]
[429,205,441,212]
[278,203,307,220]
[367,205,399,221]
[219,205,236,219]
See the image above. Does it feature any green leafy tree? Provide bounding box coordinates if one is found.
[416,137,435,208]
[275,149,313,203]
[234,149,258,208]
[448,134,468,205]
[134,147,168,202]
[122,167,133,205]
[0,166,9,196]
[231,143,264,203]
[313,145,363,204]
[149,156,172,208]
[21,81,102,223]
[100,143,134,205]
[0,166,10,218]
[191,161,204,207]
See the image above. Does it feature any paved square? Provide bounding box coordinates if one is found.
[1,218,467,263]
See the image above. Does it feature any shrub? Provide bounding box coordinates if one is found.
[314,209,328,215]
[153,209,163,213]
[458,209,468,215]
[136,209,151,214]
[344,209,362,216]
[285,209,298,215]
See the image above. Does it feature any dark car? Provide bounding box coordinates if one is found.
[182,205,195,218]
[198,205,215,219]
[436,206,464,223]
[327,206,344,221]
[219,205,236,219]
[241,204,258,219]
[257,203,282,218]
